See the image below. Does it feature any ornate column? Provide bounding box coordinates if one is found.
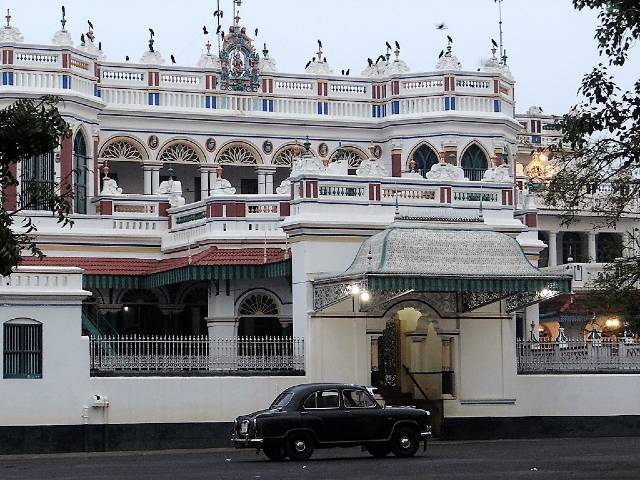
[143,162,163,194]
[255,165,277,195]
[200,165,216,199]
[548,231,558,267]
[588,231,597,263]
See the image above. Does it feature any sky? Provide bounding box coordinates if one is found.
[5,0,638,115]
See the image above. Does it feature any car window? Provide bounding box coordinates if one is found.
[270,392,293,409]
[342,389,377,408]
[303,389,340,409]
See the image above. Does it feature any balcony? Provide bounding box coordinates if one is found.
[89,335,305,376]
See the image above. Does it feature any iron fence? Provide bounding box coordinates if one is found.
[89,335,304,374]
[517,338,640,374]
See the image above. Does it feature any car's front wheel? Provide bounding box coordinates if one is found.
[263,445,286,461]
[365,443,391,458]
[390,427,420,457]
[285,432,314,461]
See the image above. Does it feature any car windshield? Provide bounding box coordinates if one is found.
[270,392,293,409]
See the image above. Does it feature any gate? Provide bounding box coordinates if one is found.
[377,318,401,390]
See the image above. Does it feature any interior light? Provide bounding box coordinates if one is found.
[123,306,129,312]
[539,153,548,162]
[540,288,550,297]
[360,291,371,302]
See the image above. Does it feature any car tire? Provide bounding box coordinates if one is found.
[390,427,420,458]
[263,445,287,461]
[365,444,391,458]
[285,432,314,461]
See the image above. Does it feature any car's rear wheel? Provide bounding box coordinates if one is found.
[365,443,391,458]
[391,427,420,458]
[285,432,314,461]
[263,445,286,461]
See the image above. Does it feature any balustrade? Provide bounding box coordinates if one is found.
[89,335,305,374]
[517,338,640,373]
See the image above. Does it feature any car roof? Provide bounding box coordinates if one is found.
[282,383,366,396]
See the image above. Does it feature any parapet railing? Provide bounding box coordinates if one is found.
[89,335,305,375]
[516,337,640,374]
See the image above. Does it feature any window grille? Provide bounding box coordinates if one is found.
[20,152,55,210]
[3,321,42,379]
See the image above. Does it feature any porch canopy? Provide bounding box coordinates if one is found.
[312,223,571,312]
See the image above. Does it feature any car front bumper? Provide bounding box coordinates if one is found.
[231,435,264,448]
[420,426,432,439]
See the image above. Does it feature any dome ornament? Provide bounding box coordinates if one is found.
[140,27,164,65]
[305,39,333,75]
[435,38,462,71]
[0,8,24,43]
[52,5,72,46]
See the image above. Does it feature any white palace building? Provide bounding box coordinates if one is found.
[2,5,640,453]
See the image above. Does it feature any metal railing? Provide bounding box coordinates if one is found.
[517,338,640,374]
[89,335,304,375]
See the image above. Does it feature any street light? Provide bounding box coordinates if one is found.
[360,290,371,302]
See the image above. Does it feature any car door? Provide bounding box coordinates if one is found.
[341,388,391,441]
[302,389,344,443]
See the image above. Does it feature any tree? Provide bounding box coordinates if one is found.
[542,1,640,331]
[0,96,72,277]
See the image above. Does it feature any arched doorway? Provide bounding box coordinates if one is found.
[99,137,148,195]
[461,143,488,181]
[158,140,205,204]
[409,144,439,177]
[73,131,89,213]
[237,292,290,337]
[216,142,262,194]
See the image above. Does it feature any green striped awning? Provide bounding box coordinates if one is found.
[83,260,291,289]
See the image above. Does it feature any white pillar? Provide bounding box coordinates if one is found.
[257,171,266,194]
[265,171,274,195]
[525,303,540,341]
[200,166,212,199]
[143,167,152,195]
[588,231,597,263]
[151,167,161,194]
[255,165,277,195]
[548,231,558,267]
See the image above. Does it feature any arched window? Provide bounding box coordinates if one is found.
[20,151,55,210]
[329,146,367,175]
[461,144,488,181]
[237,293,287,337]
[410,145,439,177]
[272,144,307,167]
[3,319,42,379]
[159,142,201,163]
[100,139,145,162]
[73,132,89,214]
[217,143,259,165]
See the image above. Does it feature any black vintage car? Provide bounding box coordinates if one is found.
[231,383,431,461]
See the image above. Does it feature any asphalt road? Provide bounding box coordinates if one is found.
[1,437,640,480]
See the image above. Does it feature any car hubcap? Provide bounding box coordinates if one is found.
[295,440,306,452]
[400,436,411,449]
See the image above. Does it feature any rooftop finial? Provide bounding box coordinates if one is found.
[61,5,67,30]
[233,0,242,26]
[501,49,508,65]
[263,42,269,58]
[205,39,212,55]
[304,136,311,152]
[316,39,324,62]
[5,8,11,28]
